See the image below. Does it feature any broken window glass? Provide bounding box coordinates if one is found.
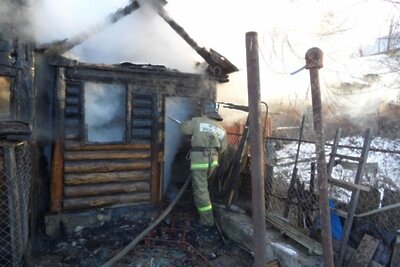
[84,82,126,143]
[0,76,11,119]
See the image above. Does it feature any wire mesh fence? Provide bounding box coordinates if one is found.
[213,127,400,242]
[0,141,31,267]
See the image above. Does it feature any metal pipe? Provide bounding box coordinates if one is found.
[245,31,267,267]
[337,129,372,267]
[283,115,305,218]
[305,47,334,267]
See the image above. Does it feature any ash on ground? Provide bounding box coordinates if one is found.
[33,209,253,267]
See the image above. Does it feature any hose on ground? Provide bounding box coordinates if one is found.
[100,175,192,267]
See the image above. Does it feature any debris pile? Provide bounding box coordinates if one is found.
[34,189,253,267]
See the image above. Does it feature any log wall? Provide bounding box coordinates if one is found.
[61,84,156,210]
[53,63,217,211]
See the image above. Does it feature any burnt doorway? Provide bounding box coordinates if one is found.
[163,97,196,195]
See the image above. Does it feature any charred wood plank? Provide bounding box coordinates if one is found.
[66,85,80,96]
[132,98,152,106]
[348,234,380,267]
[63,192,150,210]
[327,178,371,192]
[64,170,150,185]
[265,214,323,255]
[64,118,80,128]
[132,108,152,118]
[131,128,151,135]
[132,129,152,140]
[65,97,80,106]
[0,121,31,137]
[391,234,400,267]
[65,150,150,161]
[65,106,80,116]
[132,120,152,128]
[64,181,150,197]
[64,141,151,151]
[64,127,80,140]
[64,159,151,173]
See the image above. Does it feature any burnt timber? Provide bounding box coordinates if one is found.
[48,60,216,212]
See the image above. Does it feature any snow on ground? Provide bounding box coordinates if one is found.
[274,136,400,203]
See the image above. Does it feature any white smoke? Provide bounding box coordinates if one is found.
[30,0,203,73]
[29,0,400,124]
[0,0,32,39]
[84,82,126,142]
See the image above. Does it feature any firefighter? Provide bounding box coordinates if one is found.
[180,99,227,227]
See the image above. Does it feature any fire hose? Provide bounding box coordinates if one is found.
[100,175,192,267]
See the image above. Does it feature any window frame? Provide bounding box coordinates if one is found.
[81,81,129,145]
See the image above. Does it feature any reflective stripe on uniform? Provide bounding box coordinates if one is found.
[198,204,212,212]
[190,160,218,170]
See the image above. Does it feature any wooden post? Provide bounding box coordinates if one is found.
[246,31,267,267]
[305,47,334,267]
[50,67,66,212]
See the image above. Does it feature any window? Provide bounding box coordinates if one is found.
[0,76,11,119]
[84,82,126,143]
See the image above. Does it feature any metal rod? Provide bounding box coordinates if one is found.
[326,128,342,178]
[305,47,334,267]
[294,115,306,167]
[283,115,305,218]
[245,31,267,267]
[337,129,372,267]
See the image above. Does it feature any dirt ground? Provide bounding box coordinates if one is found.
[33,191,254,267]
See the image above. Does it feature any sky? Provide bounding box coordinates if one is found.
[30,0,400,116]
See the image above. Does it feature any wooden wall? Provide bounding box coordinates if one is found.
[50,63,216,211]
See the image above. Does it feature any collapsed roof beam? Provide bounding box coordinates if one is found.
[43,1,140,55]
[155,1,238,82]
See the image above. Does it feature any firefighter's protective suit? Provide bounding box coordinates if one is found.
[180,115,227,226]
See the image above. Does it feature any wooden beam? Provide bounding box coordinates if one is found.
[348,234,380,267]
[64,181,150,197]
[266,214,323,255]
[64,170,150,185]
[64,159,151,173]
[328,178,371,192]
[64,141,151,151]
[63,192,150,210]
[64,150,151,160]
[390,235,400,267]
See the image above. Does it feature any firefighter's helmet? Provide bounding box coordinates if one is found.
[200,99,223,121]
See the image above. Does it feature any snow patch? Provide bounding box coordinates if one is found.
[274,136,400,202]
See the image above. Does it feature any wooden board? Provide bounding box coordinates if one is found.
[266,259,280,267]
[265,214,323,255]
[348,234,380,267]
[390,235,400,267]
[328,178,371,192]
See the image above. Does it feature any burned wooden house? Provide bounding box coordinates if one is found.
[0,0,237,264]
